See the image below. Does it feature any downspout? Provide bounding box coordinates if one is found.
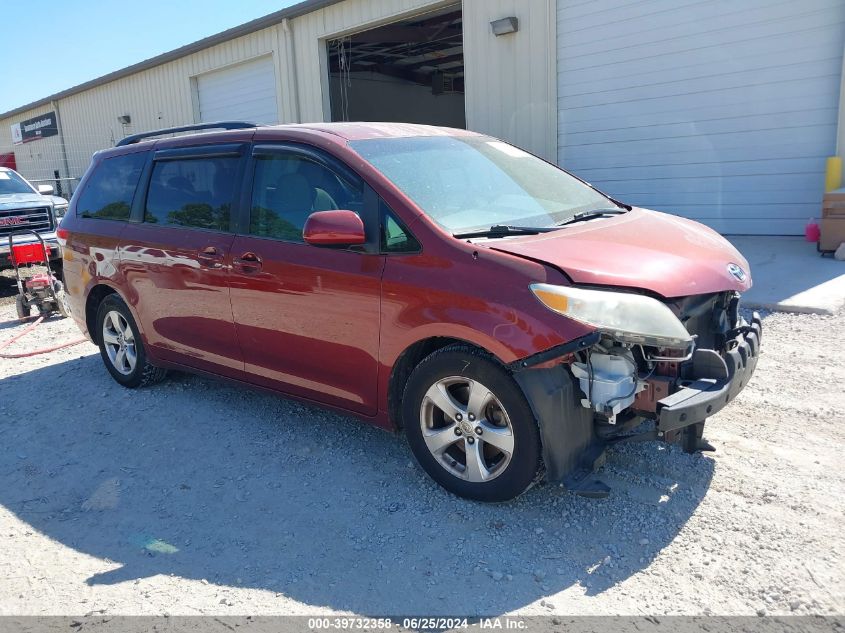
[282,18,302,123]
[826,44,845,191]
[824,44,845,191]
[837,43,845,157]
[50,99,72,194]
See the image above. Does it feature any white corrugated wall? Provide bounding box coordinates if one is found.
[0,0,455,186]
[56,26,281,182]
[0,0,562,189]
[463,0,557,162]
[556,0,845,235]
[0,104,67,188]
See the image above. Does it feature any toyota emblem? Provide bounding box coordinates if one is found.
[727,263,746,282]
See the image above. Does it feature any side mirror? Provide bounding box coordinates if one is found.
[303,210,366,247]
[37,184,54,195]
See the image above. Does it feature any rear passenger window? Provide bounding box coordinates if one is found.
[144,157,238,231]
[77,152,146,220]
[250,154,363,242]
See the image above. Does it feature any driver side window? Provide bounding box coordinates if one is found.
[249,154,363,242]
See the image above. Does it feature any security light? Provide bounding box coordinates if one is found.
[117,114,131,125]
[490,17,518,36]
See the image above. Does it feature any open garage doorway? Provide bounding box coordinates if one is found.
[327,5,465,128]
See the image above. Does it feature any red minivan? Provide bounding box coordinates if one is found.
[60,122,761,502]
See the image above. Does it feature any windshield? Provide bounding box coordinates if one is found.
[0,170,36,195]
[349,135,617,234]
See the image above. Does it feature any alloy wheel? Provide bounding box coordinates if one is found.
[102,310,137,375]
[419,376,515,482]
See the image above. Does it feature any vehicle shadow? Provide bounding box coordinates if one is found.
[0,353,715,615]
[0,273,18,296]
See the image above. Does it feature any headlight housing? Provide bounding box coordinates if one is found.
[530,283,693,349]
[53,204,68,220]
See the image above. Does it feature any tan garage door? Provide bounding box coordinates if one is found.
[196,56,279,125]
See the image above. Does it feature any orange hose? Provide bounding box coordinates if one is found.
[0,316,88,359]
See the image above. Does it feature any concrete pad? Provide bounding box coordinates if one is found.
[729,236,845,315]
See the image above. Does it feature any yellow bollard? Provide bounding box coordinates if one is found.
[826,156,843,192]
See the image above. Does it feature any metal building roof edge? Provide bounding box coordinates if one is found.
[0,0,343,121]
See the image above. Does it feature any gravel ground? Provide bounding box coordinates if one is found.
[0,272,843,617]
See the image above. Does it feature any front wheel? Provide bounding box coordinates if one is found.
[402,345,542,502]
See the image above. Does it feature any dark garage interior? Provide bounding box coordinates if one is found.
[327,4,465,128]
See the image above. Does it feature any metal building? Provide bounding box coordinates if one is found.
[1,0,843,235]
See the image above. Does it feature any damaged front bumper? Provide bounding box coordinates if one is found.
[655,311,762,432]
[512,312,763,497]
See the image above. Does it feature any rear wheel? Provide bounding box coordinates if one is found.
[96,294,166,388]
[52,278,70,318]
[402,345,542,502]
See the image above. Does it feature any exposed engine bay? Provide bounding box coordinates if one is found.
[570,291,753,441]
[512,289,761,495]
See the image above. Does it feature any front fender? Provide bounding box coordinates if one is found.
[376,248,596,428]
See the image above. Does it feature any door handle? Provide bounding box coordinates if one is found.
[197,246,224,268]
[233,252,262,274]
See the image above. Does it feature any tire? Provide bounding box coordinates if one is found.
[52,278,70,318]
[96,294,167,388]
[402,344,542,502]
[15,295,31,320]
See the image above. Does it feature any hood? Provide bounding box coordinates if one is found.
[0,192,54,210]
[486,208,752,298]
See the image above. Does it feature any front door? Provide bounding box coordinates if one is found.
[228,145,383,414]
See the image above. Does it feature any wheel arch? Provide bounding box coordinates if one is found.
[85,284,119,344]
[387,336,499,430]
[84,282,142,347]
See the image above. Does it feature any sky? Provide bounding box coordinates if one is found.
[0,0,299,114]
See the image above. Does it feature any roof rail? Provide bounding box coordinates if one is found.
[116,121,258,146]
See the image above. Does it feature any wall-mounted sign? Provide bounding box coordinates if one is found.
[12,111,58,144]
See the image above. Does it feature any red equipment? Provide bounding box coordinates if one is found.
[8,230,69,320]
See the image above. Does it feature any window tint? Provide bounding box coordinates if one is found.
[250,154,363,242]
[381,201,420,253]
[77,152,146,220]
[144,157,238,231]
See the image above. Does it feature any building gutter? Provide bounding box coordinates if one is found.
[282,18,302,123]
[831,43,845,189]
[50,100,72,185]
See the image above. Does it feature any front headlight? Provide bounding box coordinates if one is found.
[53,205,67,220]
[530,283,692,349]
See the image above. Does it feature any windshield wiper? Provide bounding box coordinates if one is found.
[557,208,628,227]
[453,225,558,239]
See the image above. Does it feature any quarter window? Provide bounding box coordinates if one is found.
[144,157,238,231]
[77,152,147,220]
[250,154,363,242]
[381,202,420,253]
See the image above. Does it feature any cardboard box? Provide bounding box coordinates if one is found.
[820,216,845,251]
[822,188,845,218]
[819,189,845,250]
